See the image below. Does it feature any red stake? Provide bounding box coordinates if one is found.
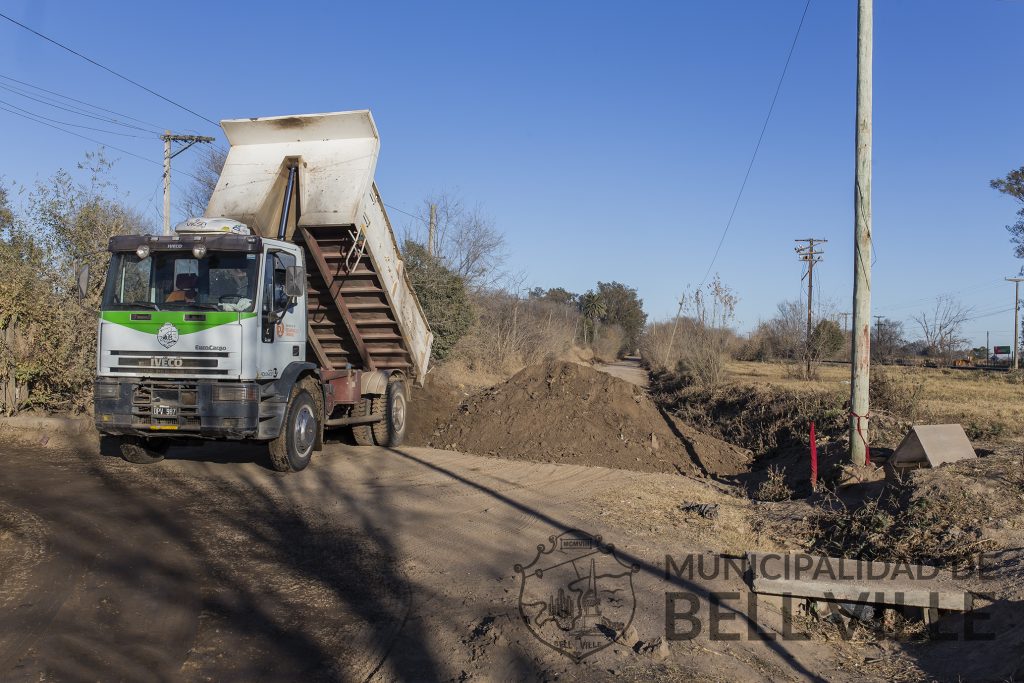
[809,421,818,490]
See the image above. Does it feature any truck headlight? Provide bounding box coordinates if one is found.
[211,384,258,401]
[94,382,120,399]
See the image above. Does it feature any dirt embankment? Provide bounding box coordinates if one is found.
[427,360,751,476]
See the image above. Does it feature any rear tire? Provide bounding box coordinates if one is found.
[268,380,321,472]
[103,435,168,464]
[351,398,377,446]
[373,379,407,448]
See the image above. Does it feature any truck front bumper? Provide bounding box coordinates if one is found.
[94,379,264,440]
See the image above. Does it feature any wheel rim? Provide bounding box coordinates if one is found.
[294,405,316,458]
[391,391,406,434]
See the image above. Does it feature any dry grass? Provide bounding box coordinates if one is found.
[723,361,1024,441]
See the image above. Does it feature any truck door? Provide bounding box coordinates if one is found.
[259,249,305,379]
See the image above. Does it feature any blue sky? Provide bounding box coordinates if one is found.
[1,1,1022,347]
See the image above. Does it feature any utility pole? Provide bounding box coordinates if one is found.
[161,132,216,235]
[666,296,686,361]
[1007,277,1024,369]
[839,312,850,334]
[795,238,826,377]
[850,0,873,467]
[986,331,990,364]
[873,315,883,360]
[427,203,437,257]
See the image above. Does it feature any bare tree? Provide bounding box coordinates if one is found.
[403,191,507,290]
[180,146,227,219]
[872,318,905,362]
[912,296,971,362]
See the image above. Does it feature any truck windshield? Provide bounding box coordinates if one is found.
[102,251,260,312]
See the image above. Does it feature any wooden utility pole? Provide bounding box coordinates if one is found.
[160,132,216,235]
[427,203,437,256]
[850,0,873,466]
[666,296,686,361]
[163,131,171,236]
[795,238,826,377]
[1007,277,1024,369]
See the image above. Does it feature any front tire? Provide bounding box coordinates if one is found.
[268,382,321,472]
[102,435,168,464]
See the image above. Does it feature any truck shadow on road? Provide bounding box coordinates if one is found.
[0,444,444,682]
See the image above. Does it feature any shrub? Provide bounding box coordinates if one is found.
[754,466,793,501]
[403,241,474,362]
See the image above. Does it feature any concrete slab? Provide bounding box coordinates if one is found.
[746,552,988,611]
[890,424,976,469]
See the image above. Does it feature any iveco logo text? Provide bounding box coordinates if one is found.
[150,357,184,367]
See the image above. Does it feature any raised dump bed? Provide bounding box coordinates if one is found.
[206,110,432,384]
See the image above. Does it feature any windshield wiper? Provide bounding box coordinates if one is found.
[162,302,220,311]
[123,301,159,310]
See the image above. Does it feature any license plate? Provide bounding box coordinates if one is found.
[154,405,178,417]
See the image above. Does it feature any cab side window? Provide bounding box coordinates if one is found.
[264,251,297,315]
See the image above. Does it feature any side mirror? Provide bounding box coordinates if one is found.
[76,264,90,302]
[284,265,305,298]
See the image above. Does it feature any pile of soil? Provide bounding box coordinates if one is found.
[428,360,752,476]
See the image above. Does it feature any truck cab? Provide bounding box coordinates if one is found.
[95,221,314,461]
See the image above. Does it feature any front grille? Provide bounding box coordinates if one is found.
[131,381,201,431]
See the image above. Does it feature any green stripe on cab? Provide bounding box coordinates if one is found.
[101,310,257,335]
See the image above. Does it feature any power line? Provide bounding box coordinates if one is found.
[384,201,429,225]
[0,11,219,128]
[697,0,812,286]
[0,73,165,133]
[0,96,150,138]
[0,104,203,183]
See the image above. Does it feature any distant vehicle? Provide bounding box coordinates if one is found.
[89,111,432,471]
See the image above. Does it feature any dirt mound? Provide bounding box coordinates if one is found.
[429,360,751,476]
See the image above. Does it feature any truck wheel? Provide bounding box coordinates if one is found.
[268,382,320,472]
[351,397,378,446]
[103,435,168,464]
[372,379,407,447]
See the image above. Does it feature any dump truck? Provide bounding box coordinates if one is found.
[91,110,433,472]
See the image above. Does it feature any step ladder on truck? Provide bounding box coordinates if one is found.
[91,110,433,471]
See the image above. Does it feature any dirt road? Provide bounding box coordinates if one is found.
[0,439,891,682]
[593,358,648,387]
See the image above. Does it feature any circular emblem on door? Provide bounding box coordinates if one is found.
[157,322,179,349]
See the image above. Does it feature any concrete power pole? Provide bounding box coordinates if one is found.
[427,203,437,257]
[1007,277,1024,369]
[161,132,216,235]
[795,238,826,377]
[850,0,873,467]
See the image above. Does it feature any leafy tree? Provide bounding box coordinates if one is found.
[992,166,1024,260]
[528,286,577,307]
[0,153,150,413]
[578,291,606,345]
[595,281,647,352]
[402,240,474,362]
